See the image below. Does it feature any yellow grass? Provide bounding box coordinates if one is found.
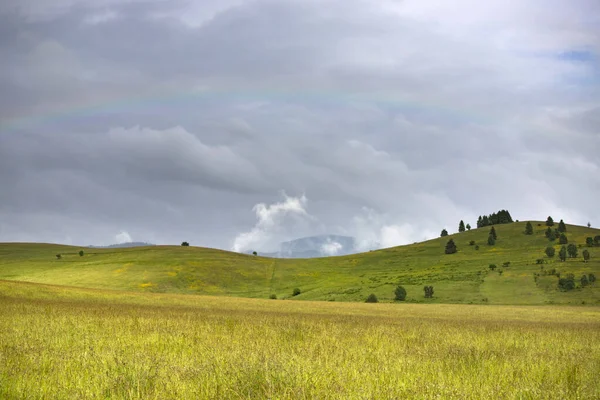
[1,280,599,399]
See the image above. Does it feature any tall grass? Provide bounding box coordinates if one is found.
[1,281,599,399]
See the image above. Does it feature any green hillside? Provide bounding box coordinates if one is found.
[1,221,599,305]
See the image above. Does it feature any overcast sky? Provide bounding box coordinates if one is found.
[1,0,599,252]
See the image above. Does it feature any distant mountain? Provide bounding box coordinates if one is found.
[256,235,356,258]
[89,242,155,249]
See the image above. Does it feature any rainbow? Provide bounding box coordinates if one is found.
[0,87,490,132]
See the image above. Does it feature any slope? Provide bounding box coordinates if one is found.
[1,222,599,305]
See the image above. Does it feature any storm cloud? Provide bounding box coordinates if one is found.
[0,0,598,249]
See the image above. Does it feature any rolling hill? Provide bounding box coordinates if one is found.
[1,221,598,305]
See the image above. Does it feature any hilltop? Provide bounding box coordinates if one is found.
[0,221,598,305]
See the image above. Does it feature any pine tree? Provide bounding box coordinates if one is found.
[525,222,533,235]
[546,216,554,227]
[466,223,471,231]
[458,220,465,233]
[558,219,567,233]
[445,239,457,254]
[482,215,490,227]
[559,233,568,245]
[559,246,567,261]
[545,227,555,240]
[487,234,496,246]
[490,226,497,240]
[567,244,578,258]
[583,249,590,263]
[440,229,448,237]
[545,246,555,258]
[477,216,483,228]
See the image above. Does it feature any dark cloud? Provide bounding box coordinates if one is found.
[0,0,599,249]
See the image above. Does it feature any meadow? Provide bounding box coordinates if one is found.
[1,221,598,305]
[1,280,600,399]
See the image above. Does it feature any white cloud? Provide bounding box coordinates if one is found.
[232,192,314,252]
[320,239,343,256]
[115,231,132,243]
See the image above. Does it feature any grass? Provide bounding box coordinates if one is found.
[1,221,598,304]
[1,280,599,399]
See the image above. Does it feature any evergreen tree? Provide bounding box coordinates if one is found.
[586,237,594,247]
[490,226,497,240]
[546,216,554,227]
[559,246,567,261]
[589,273,596,284]
[583,249,590,263]
[559,233,568,245]
[466,223,471,231]
[440,229,448,237]
[477,216,483,228]
[588,222,591,228]
[567,244,578,258]
[458,220,465,233]
[545,227,555,240]
[482,215,490,227]
[557,219,567,233]
[487,234,496,246]
[525,222,533,235]
[445,239,457,254]
[545,246,555,258]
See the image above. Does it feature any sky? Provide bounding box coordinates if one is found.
[0,0,599,252]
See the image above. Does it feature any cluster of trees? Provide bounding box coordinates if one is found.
[458,220,471,232]
[365,285,435,303]
[477,210,513,228]
[586,236,600,247]
[558,273,596,291]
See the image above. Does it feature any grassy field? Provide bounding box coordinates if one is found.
[1,221,598,304]
[1,280,599,399]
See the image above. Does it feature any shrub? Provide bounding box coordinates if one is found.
[583,249,590,263]
[79,250,84,257]
[545,227,554,241]
[365,293,378,303]
[589,273,596,284]
[292,288,301,296]
[498,270,503,276]
[269,294,277,299]
[525,222,533,235]
[181,242,190,246]
[488,264,497,271]
[56,254,61,260]
[559,233,568,245]
[595,236,600,246]
[475,245,480,250]
[445,239,457,254]
[252,251,257,256]
[586,237,594,247]
[567,243,578,258]
[424,286,434,298]
[580,275,589,287]
[558,273,575,291]
[502,261,511,268]
[469,240,476,246]
[536,258,545,264]
[394,286,407,301]
[466,223,471,230]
